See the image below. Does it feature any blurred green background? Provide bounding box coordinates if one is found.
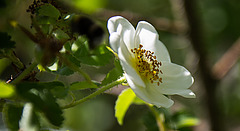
[1,0,240,130]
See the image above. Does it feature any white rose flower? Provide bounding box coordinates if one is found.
[108,16,195,108]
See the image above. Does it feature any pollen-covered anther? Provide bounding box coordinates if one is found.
[131,44,163,85]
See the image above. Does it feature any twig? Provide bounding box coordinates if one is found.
[182,0,225,131]
[7,50,25,70]
[149,106,166,131]
[169,0,187,26]
[212,37,240,79]
[62,76,127,109]
[11,61,38,84]
[57,53,92,83]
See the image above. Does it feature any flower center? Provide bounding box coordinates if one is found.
[131,44,163,86]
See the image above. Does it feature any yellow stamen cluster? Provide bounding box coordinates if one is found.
[131,44,163,86]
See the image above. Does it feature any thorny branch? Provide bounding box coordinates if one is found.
[212,37,240,79]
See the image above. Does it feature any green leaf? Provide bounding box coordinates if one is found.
[177,117,199,129]
[115,88,136,125]
[70,81,98,90]
[132,96,146,105]
[83,44,113,66]
[0,32,16,49]
[73,37,112,66]
[55,53,81,76]
[37,4,60,19]
[3,103,24,131]
[55,66,74,76]
[0,81,15,98]
[63,42,72,51]
[73,37,89,56]
[172,111,199,129]
[38,89,64,127]
[53,29,70,40]
[16,82,64,127]
[36,16,57,25]
[40,24,53,35]
[35,4,61,25]
[50,85,68,99]
[16,81,68,99]
[64,53,81,67]
[101,59,123,86]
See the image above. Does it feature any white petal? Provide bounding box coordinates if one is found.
[156,62,194,95]
[107,16,135,51]
[124,73,143,89]
[109,32,121,52]
[135,21,171,62]
[177,89,196,98]
[118,38,146,88]
[130,83,174,108]
[125,74,173,108]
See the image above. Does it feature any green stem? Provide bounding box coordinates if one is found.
[67,91,77,106]
[57,53,91,83]
[7,50,25,70]
[149,105,166,131]
[62,76,127,109]
[11,61,38,84]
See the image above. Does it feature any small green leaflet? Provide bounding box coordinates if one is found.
[176,116,199,129]
[132,96,146,105]
[73,37,113,66]
[172,111,200,129]
[0,32,16,49]
[101,59,123,86]
[55,53,81,76]
[53,29,70,40]
[36,4,61,25]
[0,81,15,98]
[3,103,24,131]
[115,88,136,125]
[37,4,60,19]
